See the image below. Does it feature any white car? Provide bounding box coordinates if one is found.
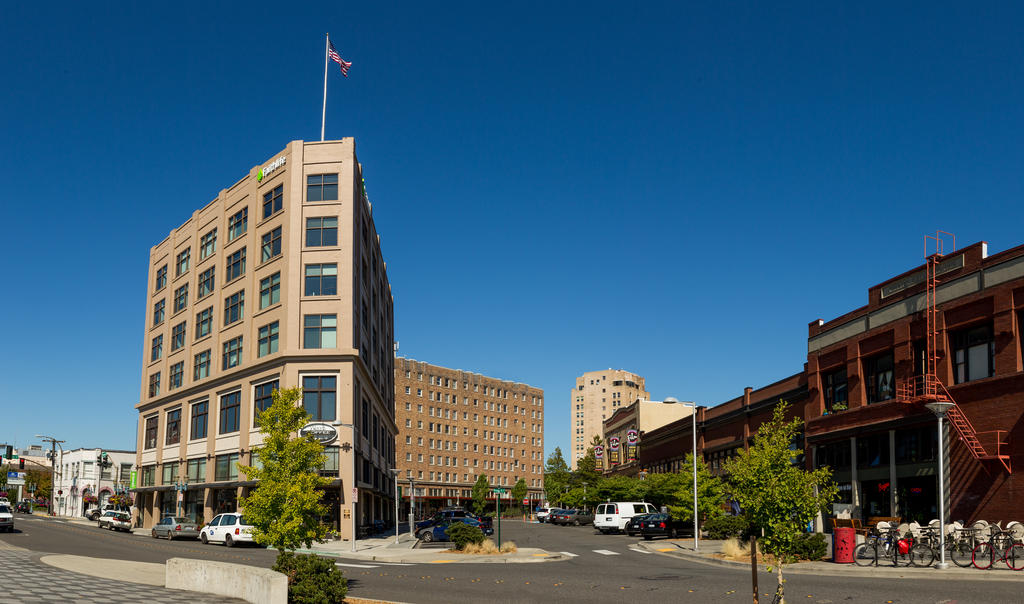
[98,510,132,532]
[0,497,10,506]
[200,513,255,547]
[0,504,13,532]
[535,508,551,522]
[593,501,659,534]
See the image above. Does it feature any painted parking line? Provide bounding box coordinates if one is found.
[429,560,456,564]
[657,548,675,552]
[560,551,579,557]
[593,549,621,555]
[335,562,381,568]
[628,547,653,554]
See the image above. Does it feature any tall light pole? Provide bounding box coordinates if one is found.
[925,401,953,570]
[389,468,400,544]
[36,435,64,516]
[332,421,358,553]
[408,477,417,536]
[663,398,699,551]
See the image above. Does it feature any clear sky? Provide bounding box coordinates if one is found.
[2,2,1023,459]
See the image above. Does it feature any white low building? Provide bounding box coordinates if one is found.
[52,448,135,518]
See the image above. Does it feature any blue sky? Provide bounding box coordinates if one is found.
[2,2,1023,458]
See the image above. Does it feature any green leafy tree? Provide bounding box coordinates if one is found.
[471,474,490,515]
[666,453,728,526]
[237,386,333,552]
[511,478,527,513]
[722,402,838,604]
[595,474,643,503]
[24,469,52,500]
[543,447,570,505]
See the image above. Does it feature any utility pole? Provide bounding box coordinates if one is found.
[36,435,64,516]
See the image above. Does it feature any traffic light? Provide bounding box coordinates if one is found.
[19,458,25,469]
[4,445,11,459]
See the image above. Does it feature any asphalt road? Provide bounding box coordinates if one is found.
[5,515,1024,603]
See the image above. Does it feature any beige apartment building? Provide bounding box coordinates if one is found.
[570,369,648,468]
[395,358,545,515]
[133,139,396,543]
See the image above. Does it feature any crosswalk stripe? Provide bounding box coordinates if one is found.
[560,551,579,557]
[629,547,653,554]
[593,549,620,555]
[335,562,380,568]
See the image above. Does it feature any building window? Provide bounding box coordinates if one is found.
[195,307,213,339]
[261,227,282,262]
[865,352,894,403]
[186,457,206,483]
[151,335,163,362]
[225,247,246,281]
[219,391,241,434]
[155,265,167,292]
[215,453,239,482]
[149,372,161,398]
[176,247,190,277]
[895,425,938,464]
[171,321,186,351]
[259,272,281,308]
[952,323,995,384]
[302,375,336,421]
[166,408,181,445]
[140,465,156,486]
[197,266,215,298]
[822,367,848,411]
[173,284,189,313]
[303,314,337,349]
[304,264,337,296]
[258,321,279,357]
[224,290,244,325]
[228,207,248,242]
[199,228,217,260]
[144,416,158,449]
[223,336,243,369]
[161,462,178,485]
[254,380,278,425]
[305,217,338,247]
[856,432,890,468]
[306,174,338,202]
[193,350,211,380]
[169,362,184,390]
[320,446,340,477]
[153,299,165,326]
[190,400,208,440]
[262,184,283,218]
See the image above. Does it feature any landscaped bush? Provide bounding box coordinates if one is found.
[704,515,750,540]
[272,551,347,604]
[446,522,486,550]
[791,533,827,561]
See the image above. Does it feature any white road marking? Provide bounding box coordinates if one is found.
[593,549,620,555]
[375,562,415,566]
[335,562,380,568]
[560,551,579,557]
[629,546,654,554]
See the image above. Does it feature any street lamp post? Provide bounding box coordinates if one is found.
[332,421,358,553]
[35,435,65,517]
[389,468,400,544]
[925,401,954,570]
[173,480,188,517]
[408,478,416,536]
[664,398,699,552]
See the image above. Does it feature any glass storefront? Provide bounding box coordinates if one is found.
[215,488,237,515]
[183,489,203,523]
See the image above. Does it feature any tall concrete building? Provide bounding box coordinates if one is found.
[395,358,545,514]
[134,139,396,543]
[570,369,648,468]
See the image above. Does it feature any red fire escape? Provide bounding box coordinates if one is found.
[895,231,1011,473]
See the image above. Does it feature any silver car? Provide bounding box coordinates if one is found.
[151,516,200,540]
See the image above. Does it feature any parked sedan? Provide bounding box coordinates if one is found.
[639,513,689,540]
[562,509,594,526]
[416,517,493,542]
[200,513,254,546]
[98,510,132,532]
[151,516,200,540]
[624,513,654,537]
[548,509,573,525]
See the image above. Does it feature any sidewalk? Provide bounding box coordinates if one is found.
[294,532,565,564]
[637,538,1024,582]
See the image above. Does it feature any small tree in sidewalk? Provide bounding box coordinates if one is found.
[238,386,346,602]
[722,402,837,604]
[511,478,527,514]
[471,474,490,516]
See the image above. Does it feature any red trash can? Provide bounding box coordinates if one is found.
[833,527,856,563]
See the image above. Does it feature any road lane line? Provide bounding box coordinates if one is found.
[629,547,653,554]
[560,551,579,557]
[335,562,380,568]
[593,549,620,555]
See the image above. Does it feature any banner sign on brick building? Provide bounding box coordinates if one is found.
[626,429,639,462]
[609,436,620,465]
[595,445,604,471]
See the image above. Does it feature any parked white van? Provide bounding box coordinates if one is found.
[593,502,658,534]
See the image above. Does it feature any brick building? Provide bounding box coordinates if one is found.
[600,398,694,475]
[638,239,1024,526]
[395,358,546,515]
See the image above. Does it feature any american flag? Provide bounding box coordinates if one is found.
[328,41,352,77]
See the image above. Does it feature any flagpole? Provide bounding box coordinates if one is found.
[321,32,329,141]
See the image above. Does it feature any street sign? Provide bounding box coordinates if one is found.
[523,498,529,505]
[352,488,358,503]
[130,470,137,489]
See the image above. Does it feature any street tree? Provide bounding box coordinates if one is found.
[471,474,490,515]
[511,478,527,513]
[722,402,838,604]
[237,386,333,553]
[543,447,570,505]
[666,453,728,526]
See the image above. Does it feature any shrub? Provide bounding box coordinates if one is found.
[704,515,750,540]
[272,551,347,604]
[499,541,517,553]
[446,522,486,550]
[791,533,827,561]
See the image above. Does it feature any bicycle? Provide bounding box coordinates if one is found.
[972,527,1024,570]
[853,525,908,567]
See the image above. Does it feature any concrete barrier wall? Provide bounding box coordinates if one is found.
[165,557,287,604]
